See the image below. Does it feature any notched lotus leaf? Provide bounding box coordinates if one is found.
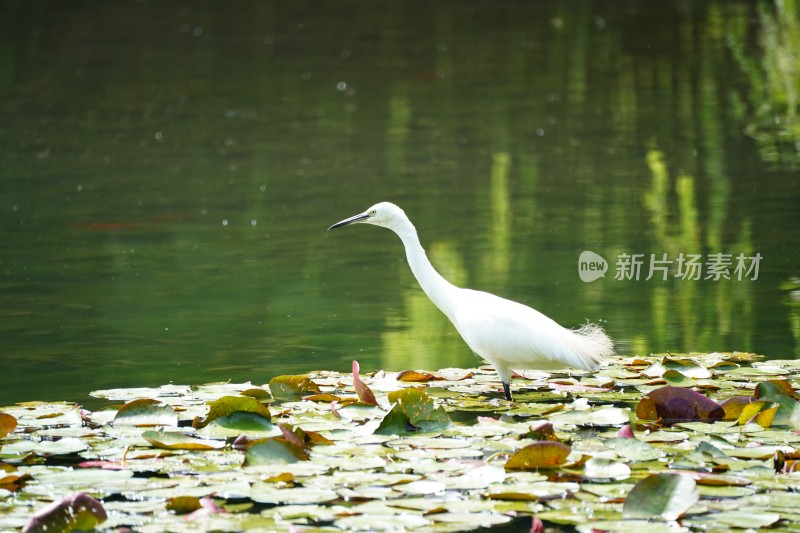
[0,413,17,438]
[623,473,699,521]
[142,430,225,450]
[244,437,310,465]
[268,375,321,402]
[194,395,271,429]
[352,360,378,405]
[637,386,724,423]
[113,398,178,427]
[375,387,450,435]
[505,441,571,470]
[23,492,107,533]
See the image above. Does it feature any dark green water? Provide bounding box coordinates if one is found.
[1,1,798,406]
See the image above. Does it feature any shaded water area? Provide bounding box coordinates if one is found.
[1,1,798,406]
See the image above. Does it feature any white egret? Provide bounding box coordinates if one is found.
[328,202,613,401]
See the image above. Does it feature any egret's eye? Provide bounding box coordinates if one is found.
[370,210,377,216]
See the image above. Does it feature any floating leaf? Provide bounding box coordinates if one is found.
[583,457,631,480]
[244,437,309,465]
[754,379,796,400]
[720,395,753,420]
[605,437,662,462]
[616,425,635,438]
[521,421,559,441]
[304,393,342,403]
[397,370,440,382]
[268,375,321,402]
[636,386,724,423]
[375,387,450,435]
[166,496,202,514]
[113,398,178,427]
[0,472,32,491]
[505,441,571,470]
[0,413,17,438]
[142,430,225,450]
[662,357,713,378]
[623,473,699,521]
[194,395,271,429]
[23,492,107,533]
[352,360,378,405]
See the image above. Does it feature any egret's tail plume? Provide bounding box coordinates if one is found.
[570,322,614,370]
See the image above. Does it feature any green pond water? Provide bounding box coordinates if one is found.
[1,1,798,406]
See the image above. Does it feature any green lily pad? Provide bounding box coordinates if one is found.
[244,437,309,465]
[113,399,178,427]
[268,375,321,402]
[194,395,271,429]
[141,430,225,450]
[375,387,450,435]
[622,473,699,521]
[584,457,631,480]
[505,441,571,470]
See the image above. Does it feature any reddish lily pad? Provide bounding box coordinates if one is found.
[0,413,17,438]
[23,492,107,533]
[352,360,378,405]
[505,441,571,470]
[636,386,724,423]
[622,473,699,521]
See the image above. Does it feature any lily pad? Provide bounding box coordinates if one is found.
[375,387,450,435]
[141,430,225,450]
[505,441,571,470]
[637,386,724,423]
[23,492,107,533]
[268,375,321,402]
[622,473,699,521]
[352,360,378,405]
[113,399,178,427]
[194,395,271,429]
[244,437,309,465]
[0,413,17,438]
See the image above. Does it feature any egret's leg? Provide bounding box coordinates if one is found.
[502,381,513,401]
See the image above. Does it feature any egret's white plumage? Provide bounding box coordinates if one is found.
[328,202,613,400]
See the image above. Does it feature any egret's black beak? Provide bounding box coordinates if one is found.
[328,212,369,230]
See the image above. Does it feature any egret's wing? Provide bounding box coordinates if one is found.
[453,290,609,372]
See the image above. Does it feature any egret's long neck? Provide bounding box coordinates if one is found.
[391,220,458,321]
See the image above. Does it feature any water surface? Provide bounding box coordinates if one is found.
[1,1,798,405]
